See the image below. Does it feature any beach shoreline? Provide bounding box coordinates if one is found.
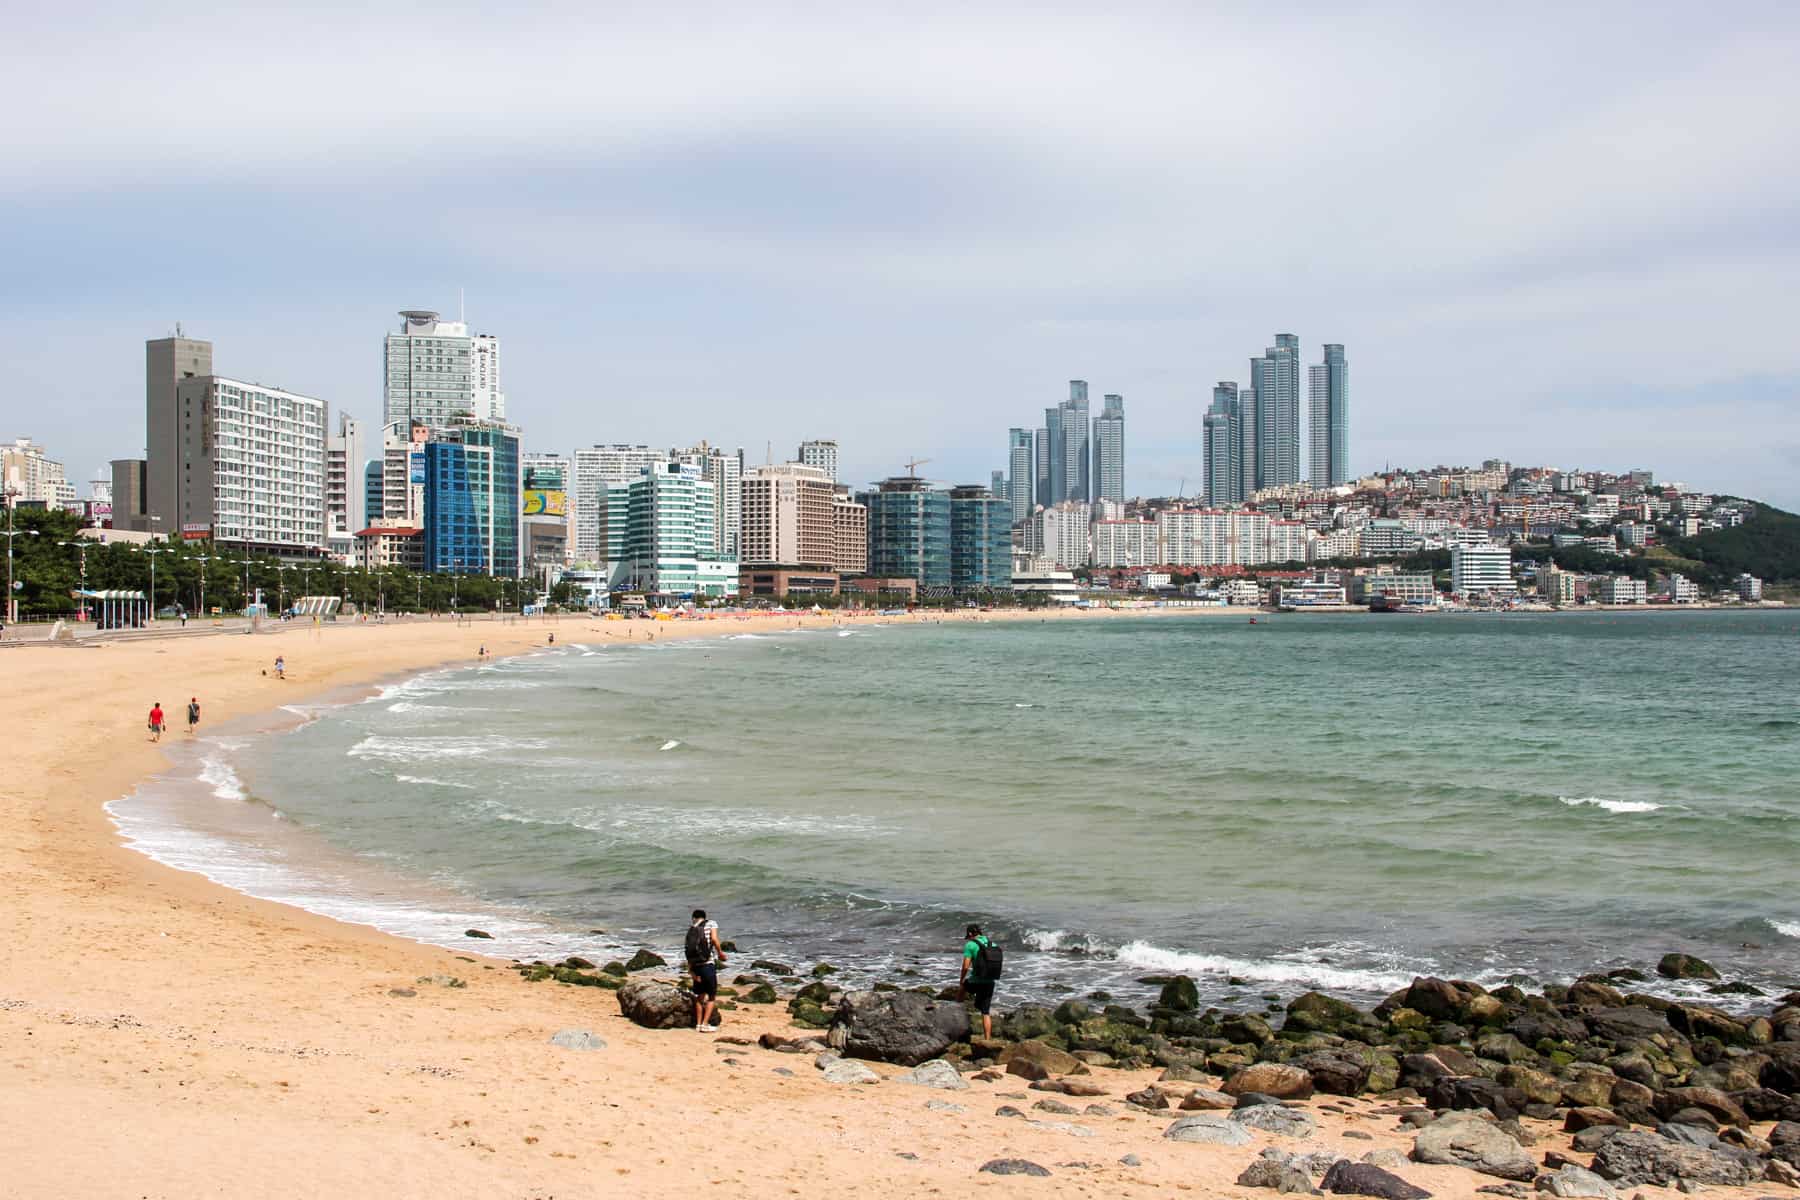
[2,606,1791,1199]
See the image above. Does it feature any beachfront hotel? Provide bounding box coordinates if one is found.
[164,370,330,556]
[382,309,505,433]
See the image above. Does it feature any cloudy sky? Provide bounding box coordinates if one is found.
[5,3,1798,506]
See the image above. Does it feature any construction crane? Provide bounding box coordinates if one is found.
[902,457,933,479]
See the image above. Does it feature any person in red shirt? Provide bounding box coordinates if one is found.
[148,702,165,743]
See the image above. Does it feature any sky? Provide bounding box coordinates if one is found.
[4,3,1798,507]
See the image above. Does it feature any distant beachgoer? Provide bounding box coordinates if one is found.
[147,702,165,743]
[684,908,725,1032]
[179,611,188,628]
[274,655,285,679]
[548,633,555,645]
[478,645,487,660]
[960,923,1002,1039]
[186,697,200,735]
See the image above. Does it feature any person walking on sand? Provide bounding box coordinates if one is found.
[959,923,1003,1040]
[147,702,165,743]
[684,908,726,1031]
[186,697,200,735]
[274,655,285,679]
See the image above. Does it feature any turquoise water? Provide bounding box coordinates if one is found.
[119,611,1800,1008]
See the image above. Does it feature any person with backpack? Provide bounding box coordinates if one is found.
[959,923,1003,1039]
[684,909,726,1032]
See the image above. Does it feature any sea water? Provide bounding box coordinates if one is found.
[111,610,1800,1008]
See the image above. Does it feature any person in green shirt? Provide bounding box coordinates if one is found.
[959,923,996,1039]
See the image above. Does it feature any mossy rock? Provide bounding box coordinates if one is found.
[1657,953,1720,982]
[790,1002,832,1029]
[624,949,666,972]
[811,963,837,978]
[1158,975,1200,1013]
[742,983,778,1004]
[1053,999,1092,1025]
[601,961,628,977]
[790,980,833,1007]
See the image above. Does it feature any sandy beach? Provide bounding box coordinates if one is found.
[0,608,1785,1199]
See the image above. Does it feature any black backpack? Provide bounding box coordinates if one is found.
[684,923,710,968]
[975,937,1004,980]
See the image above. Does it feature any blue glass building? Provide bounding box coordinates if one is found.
[949,485,1013,593]
[856,477,951,592]
[422,420,520,576]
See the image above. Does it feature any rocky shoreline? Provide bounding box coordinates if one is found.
[514,946,1800,1193]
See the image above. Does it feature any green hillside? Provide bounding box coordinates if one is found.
[1666,503,1800,585]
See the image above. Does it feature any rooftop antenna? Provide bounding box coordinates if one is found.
[459,287,465,324]
[175,321,183,338]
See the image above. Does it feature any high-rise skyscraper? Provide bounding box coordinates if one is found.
[625,461,737,598]
[1308,343,1349,486]
[422,418,521,577]
[798,439,839,482]
[1251,333,1301,489]
[1061,380,1090,502]
[1092,394,1125,503]
[1042,405,1065,506]
[1007,428,1034,524]
[144,333,214,534]
[383,310,504,433]
[173,375,329,553]
[1204,383,1242,506]
[1033,425,1051,511]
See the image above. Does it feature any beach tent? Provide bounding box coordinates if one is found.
[76,588,149,629]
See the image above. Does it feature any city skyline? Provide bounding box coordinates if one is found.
[5,8,1798,508]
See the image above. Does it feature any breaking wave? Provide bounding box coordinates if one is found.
[1559,796,1664,814]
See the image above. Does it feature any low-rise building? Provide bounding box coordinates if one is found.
[1600,576,1648,604]
[1736,573,1764,602]
[1218,578,1262,606]
[1660,573,1699,604]
[1350,572,1436,605]
[1451,543,1514,597]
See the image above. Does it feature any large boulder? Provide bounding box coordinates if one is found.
[1535,1165,1619,1199]
[1402,978,1467,1022]
[1231,1104,1319,1139]
[1584,1006,1671,1046]
[1762,1042,1800,1093]
[616,979,693,1029]
[898,1059,968,1090]
[1410,1113,1536,1181]
[1224,1062,1315,1100]
[1164,1114,1254,1146]
[1656,953,1720,982]
[1426,1075,1526,1119]
[1655,1085,1749,1128]
[1159,975,1200,1012]
[1236,1158,1315,1193]
[624,948,667,972]
[1004,1039,1082,1080]
[1589,1129,1761,1187]
[1296,1049,1373,1096]
[827,990,967,1066]
[1288,991,1365,1028]
[1321,1160,1433,1200]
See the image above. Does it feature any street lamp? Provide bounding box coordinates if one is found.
[3,494,38,626]
[277,564,297,616]
[57,540,92,620]
[141,545,172,624]
[192,553,212,621]
[232,556,255,615]
[451,558,461,613]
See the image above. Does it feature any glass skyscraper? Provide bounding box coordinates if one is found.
[1007,428,1034,524]
[1308,343,1349,486]
[1250,334,1300,489]
[1062,380,1090,502]
[1204,383,1243,505]
[1092,393,1124,503]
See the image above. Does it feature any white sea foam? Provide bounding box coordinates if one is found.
[395,774,476,790]
[659,739,681,751]
[197,755,248,802]
[1111,940,1418,994]
[727,633,768,641]
[836,629,857,637]
[1560,796,1664,814]
[1771,919,1800,939]
[1014,703,1035,709]
[348,735,548,763]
